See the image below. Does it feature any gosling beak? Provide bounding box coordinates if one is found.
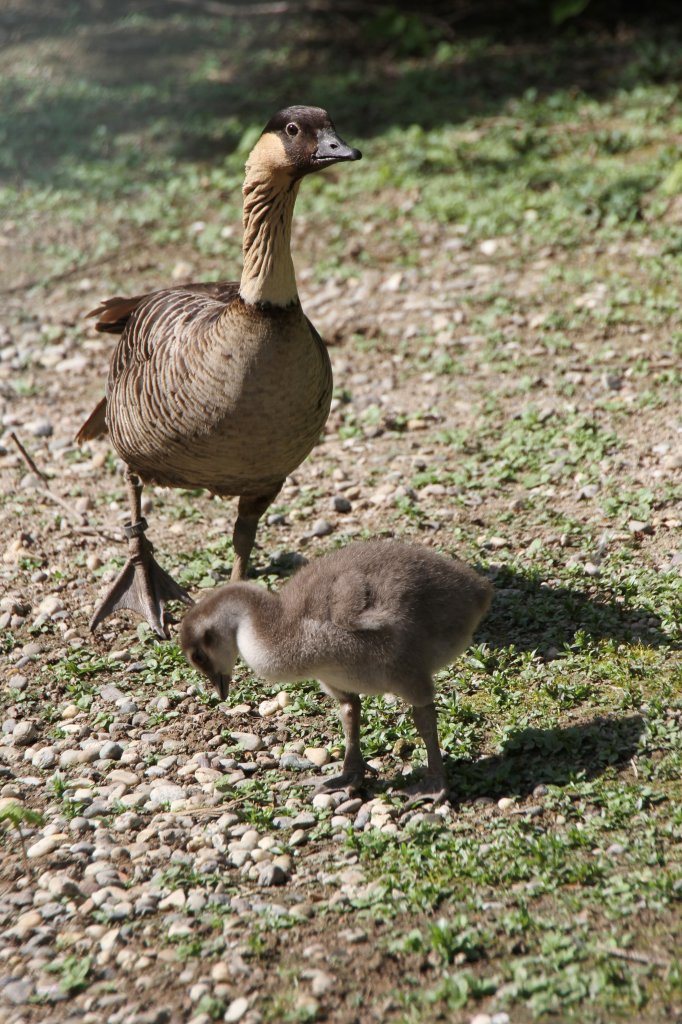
[312,128,362,166]
[208,672,231,702]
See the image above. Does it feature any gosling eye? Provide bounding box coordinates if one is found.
[286,122,299,137]
[192,648,208,671]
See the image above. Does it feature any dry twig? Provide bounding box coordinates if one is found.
[9,432,121,544]
[597,945,670,970]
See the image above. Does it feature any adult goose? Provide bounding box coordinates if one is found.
[77,106,361,638]
[181,540,493,801]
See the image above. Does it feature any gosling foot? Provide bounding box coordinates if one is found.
[90,529,192,639]
[314,760,378,796]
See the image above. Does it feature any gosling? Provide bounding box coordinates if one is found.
[181,540,492,800]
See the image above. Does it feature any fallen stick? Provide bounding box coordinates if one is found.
[597,945,670,969]
[9,432,121,544]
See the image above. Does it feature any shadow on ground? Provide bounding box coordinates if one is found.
[478,565,674,654]
[444,712,645,800]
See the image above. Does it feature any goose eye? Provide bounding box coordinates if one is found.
[286,122,299,137]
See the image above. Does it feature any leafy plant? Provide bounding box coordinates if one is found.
[0,803,44,879]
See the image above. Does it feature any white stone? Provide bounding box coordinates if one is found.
[258,697,281,717]
[211,962,230,982]
[15,909,42,936]
[27,834,67,858]
[12,721,38,746]
[304,747,330,767]
[100,928,120,953]
[237,829,260,851]
[159,890,186,910]
[36,595,65,617]
[312,793,336,811]
[224,997,249,1023]
[32,747,57,770]
[148,784,188,806]
[230,732,263,752]
[106,769,139,787]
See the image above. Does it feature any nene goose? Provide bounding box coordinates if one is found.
[181,540,493,801]
[77,106,361,638]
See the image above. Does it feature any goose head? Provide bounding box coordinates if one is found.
[180,597,240,701]
[247,105,362,181]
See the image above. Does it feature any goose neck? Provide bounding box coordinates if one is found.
[239,167,301,308]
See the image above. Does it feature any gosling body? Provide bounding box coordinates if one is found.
[181,541,493,799]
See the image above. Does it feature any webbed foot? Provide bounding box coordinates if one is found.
[314,760,378,796]
[399,776,449,810]
[90,524,192,638]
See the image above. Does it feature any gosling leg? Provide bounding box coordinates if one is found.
[401,702,447,806]
[316,692,377,794]
[89,469,192,639]
[231,484,283,580]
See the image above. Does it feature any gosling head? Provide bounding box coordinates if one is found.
[247,105,362,180]
[179,595,240,701]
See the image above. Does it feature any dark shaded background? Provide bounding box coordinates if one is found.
[1,0,682,187]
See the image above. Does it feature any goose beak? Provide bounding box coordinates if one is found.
[209,672,231,701]
[312,128,362,166]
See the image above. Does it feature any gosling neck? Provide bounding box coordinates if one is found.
[239,164,301,308]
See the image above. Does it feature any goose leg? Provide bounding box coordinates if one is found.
[401,702,447,806]
[231,484,283,580]
[316,692,377,794]
[89,470,192,639]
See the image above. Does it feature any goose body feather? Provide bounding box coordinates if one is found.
[100,287,331,494]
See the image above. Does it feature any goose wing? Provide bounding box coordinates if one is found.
[88,282,240,335]
[76,282,240,443]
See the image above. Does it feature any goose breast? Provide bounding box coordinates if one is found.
[105,290,332,494]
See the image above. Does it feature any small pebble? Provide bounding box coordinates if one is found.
[224,997,249,1023]
[304,747,330,767]
[12,721,39,746]
[312,793,336,811]
[258,863,288,886]
[230,732,264,752]
[3,979,33,1005]
[309,518,334,537]
[31,747,57,770]
[280,753,313,771]
[628,520,654,535]
[27,834,67,858]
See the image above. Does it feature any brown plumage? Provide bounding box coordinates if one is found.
[77,106,361,638]
[180,540,493,801]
